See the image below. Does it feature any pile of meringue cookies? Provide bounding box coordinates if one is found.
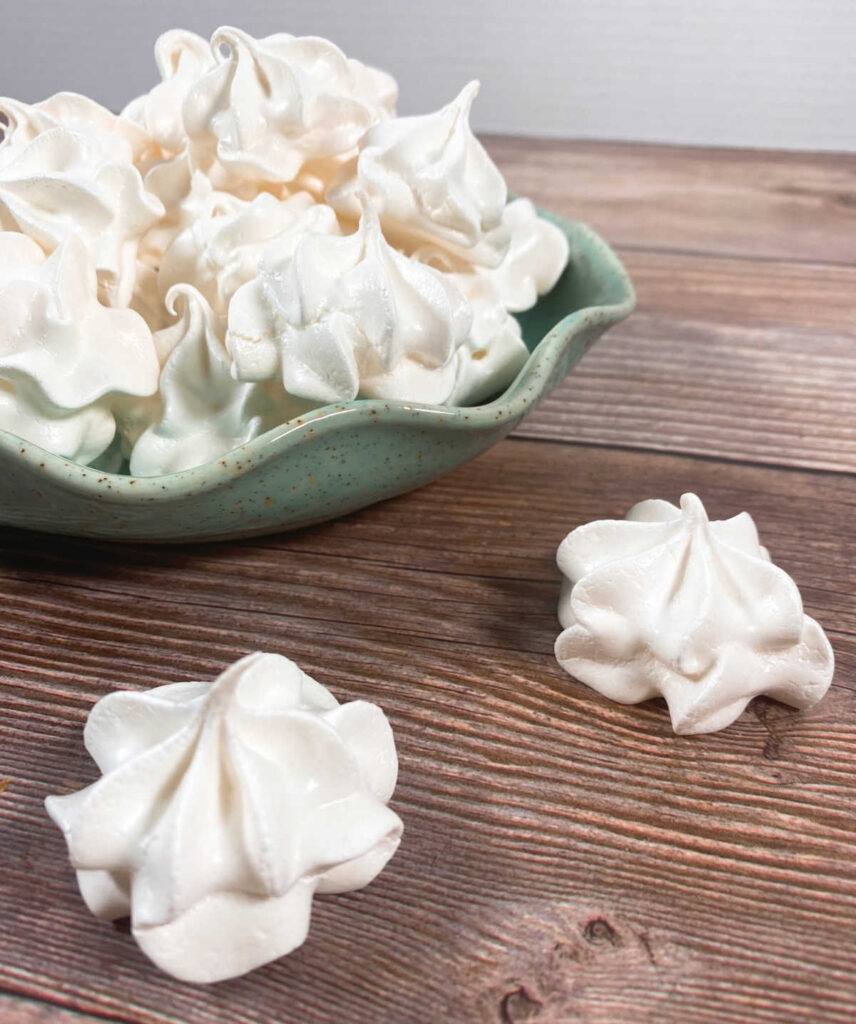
[35,25,835,994]
[0,26,568,476]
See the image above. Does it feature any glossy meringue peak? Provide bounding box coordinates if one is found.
[0,96,164,307]
[227,196,472,404]
[122,30,217,157]
[129,285,314,476]
[0,231,158,464]
[555,493,834,735]
[182,27,397,192]
[45,651,403,983]
[329,80,509,266]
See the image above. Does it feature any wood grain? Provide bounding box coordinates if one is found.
[514,312,856,471]
[0,440,854,1024]
[2,138,856,1023]
[487,136,856,264]
[0,994,116,1024]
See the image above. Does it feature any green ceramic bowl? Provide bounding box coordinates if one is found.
[0,210,634,542]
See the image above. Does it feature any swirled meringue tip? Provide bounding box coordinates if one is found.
[45,652,402,983]
[554,493,834,735]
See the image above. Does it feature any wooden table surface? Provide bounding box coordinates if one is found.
[1,137,854,1024]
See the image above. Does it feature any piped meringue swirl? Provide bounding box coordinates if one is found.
[227,198,472,404]
[182,27,397,193]
[0,231,159,464]
[158,190,340,316]
[129,285,313,476]
[555,493,835,734]
[46,651,402,983]
[0,95,164,307]
[329,81,509,267]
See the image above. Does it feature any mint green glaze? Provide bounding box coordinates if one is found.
[0,212,635,541]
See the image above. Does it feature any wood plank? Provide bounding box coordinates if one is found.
[0,439,853,1024]
[0,994,118,1024]
[514,312,856,472]
[486,136,856,263]
[619,249,856,331]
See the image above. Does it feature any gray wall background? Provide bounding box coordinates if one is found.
[4,0,854,151]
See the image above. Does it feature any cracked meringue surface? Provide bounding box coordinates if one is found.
[45,651,403,983]
[0,231,159,465]
[555,494,835,735]
[0,25,571,472]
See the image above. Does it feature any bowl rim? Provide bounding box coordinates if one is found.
[0,213,635,502]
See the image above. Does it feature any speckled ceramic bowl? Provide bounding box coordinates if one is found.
[0,210,634,541]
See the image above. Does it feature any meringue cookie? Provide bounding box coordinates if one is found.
[227,198,472,404]
[46,652,402,983]
[0,231,159,464]
[158,190,340,316]
[487,198,569,312]
[555,494,835,735]
[328,81,509,268]
[122,30,216,158]
[0,109,164,307]
[0,91,149,162]
[129,285,313,476]
[447,271,528,405]
[183,27,397,193]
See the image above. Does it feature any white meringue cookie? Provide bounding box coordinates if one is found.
[328,81,509,268]
[227,199,472,405]
[129,285,313,476]
[487,198,569,312]
[45,651,402,983]
[0,231,159,465]
[182,27,397,193]
[158,190,340,317]
[447,271,528,405]
[122,30,216,158]
[0,91,149,162]
[555,493,835,735]
[0,112,164,307]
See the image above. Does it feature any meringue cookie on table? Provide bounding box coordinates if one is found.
[158,189,340,317]
[182,27,397,194]
[227,197,472,405]
[0,106,164,307]
[555,494,835,735]
[45,651,403,983]
[0,231,159,465]
[129,285,314,476]
[328,80,509,268]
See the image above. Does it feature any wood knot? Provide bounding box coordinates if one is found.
[583,917,620,946]
[500,986,543,1023]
